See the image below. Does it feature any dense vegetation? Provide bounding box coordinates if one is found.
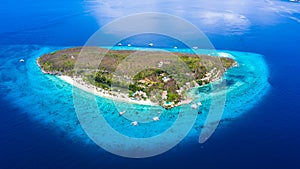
[38,47,236,107]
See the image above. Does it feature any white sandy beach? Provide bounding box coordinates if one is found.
[57,75,157,106]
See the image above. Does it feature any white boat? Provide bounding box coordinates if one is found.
[197,102,202,106]
[131,121,138,126]
[19,59,25,62]
[119,111,126,116]
[153,116,160,121]
[118,43,122,46]
[191,103,198,109]
[127,43,132,47]
[174,46,178,49]
[148,43,154,47]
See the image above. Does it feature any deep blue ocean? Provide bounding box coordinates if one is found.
[1,0,300,168]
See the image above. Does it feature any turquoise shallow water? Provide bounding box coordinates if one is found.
[0,45,270,147]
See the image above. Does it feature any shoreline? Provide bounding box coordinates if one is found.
[36,59,48,74]
[57,75,194,107]
[57,75,158,106]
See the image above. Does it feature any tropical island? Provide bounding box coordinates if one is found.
[37,47,237,108]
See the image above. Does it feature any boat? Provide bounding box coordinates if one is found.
[118,43,122,46]
[127,43,132,47]
[131,121,138,126]
[119,111,126,116]
[148,43,154,47]
[191,103,198,109]
[19,59,25,62]
[153,116,160,121]
[197,102,202,106]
